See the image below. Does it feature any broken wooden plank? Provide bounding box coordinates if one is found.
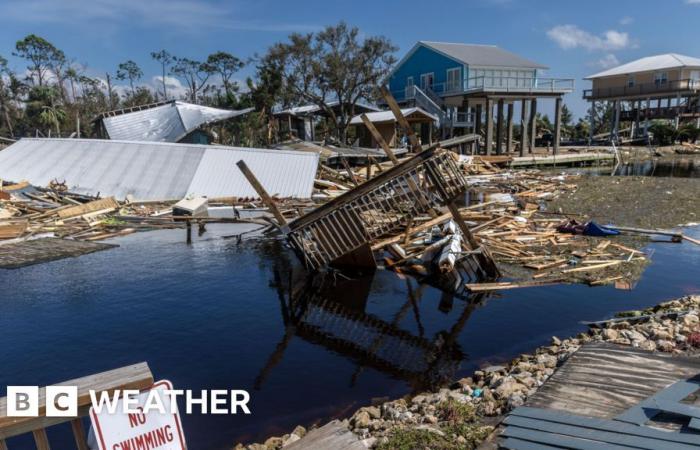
[57,197,119,220]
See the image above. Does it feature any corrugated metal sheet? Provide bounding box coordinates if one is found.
[0,138,318,200]
[188,147,319,199]
[102,102,252,142]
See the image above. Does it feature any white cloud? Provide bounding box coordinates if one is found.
[592,54,620,69]
[686,0,700,4]
[150,76,189,100]
[0,0,320,33]
[619,16,634,25]
[547,24,632,51]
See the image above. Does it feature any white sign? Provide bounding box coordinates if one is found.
[89,380,187,450]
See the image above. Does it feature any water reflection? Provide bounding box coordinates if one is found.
[256,268,488,393]
[614,158,700,178]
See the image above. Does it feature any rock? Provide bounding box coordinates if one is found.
[291,426,306,438]
[424,414,438,424]
[248,444,267,450]
[483,365,507,374]
[621,329,646,343]
[482,400,497,415]
[281,434,300,447]
[494,377,525,399]
[411,395,427,405]
[656,339,675,352]
[653,329,673,341]
[360,437,376,448]
[507,393,525,409]
[682,314,699,327]
[457,435,467,444]
[602,328,619,341]
[363,406,381,420]
[448,391,470,403]
[263,437,282,449]
[551,336,562,346]
[638,340,656,352]
[536,354,557,369]
[352,411,371,429]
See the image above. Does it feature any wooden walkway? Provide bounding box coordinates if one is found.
[0,238,116,269]
[526,343,700,419]
[510,152,614,167]
[480,343,700,449]
[285,420,367,450]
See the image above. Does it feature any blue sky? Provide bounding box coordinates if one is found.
[1,0,699,120]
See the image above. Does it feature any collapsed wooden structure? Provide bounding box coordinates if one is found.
[284,146,498,278]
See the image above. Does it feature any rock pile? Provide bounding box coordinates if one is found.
[233,295,700,449]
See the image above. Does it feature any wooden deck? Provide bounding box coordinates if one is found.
[526,343,700,419]
[0,238,117,269]
[510,152,615,167]
[481,343,700,449]
[285,420,367,450]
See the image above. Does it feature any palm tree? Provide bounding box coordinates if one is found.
[39,104,65,136]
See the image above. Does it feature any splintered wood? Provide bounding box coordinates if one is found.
[372,161,650,292]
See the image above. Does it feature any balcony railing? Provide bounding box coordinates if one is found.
[393,77,574,101]
[583,79,700,99]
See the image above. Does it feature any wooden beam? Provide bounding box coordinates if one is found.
[529,99,537,153]
[33,429,50,450]
[496,98,504,155]
[71,419,89,450]
[506,102,514,154]
[485,98,494,155]
[236,160,288,227]
[379,86,421,153]
[554,97,562,155]
[519,100,530,156]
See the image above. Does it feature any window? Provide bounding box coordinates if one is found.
[446,68,461,92]
[420,73,434,91]
[406,76,414,87]
[654,71,668,85]
[627,75,635,88]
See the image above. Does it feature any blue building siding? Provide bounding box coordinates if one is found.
[389,45,463,99]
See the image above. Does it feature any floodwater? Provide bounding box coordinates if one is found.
[1,223,699,449]
[560,157,700,178]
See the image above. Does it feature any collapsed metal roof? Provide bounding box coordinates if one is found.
[99,101,253,142]
[0,138,318,201]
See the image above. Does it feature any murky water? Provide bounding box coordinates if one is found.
[559,157,700,178]
[1,224,699,449]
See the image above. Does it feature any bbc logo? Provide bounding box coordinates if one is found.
[6,386,78,417]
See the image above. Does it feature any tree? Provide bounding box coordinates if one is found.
[64,66,81,102]
[206,51,245,101]
[170,57,214,103]
[263,22,397,143]
[13,34,65,87]
[150,50,173,99]
[116,60,143,95]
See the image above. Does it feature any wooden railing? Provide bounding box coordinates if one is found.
[584,79,700,99]
[0,362,153,450]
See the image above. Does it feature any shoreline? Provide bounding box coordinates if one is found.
[235,294,700,449]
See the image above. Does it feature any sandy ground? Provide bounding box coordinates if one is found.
[548,175,700,229]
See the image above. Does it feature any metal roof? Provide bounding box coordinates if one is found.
[419,41,548,69]
[586,53,700,79]
[274,100,380,117]
[0,138,318,201]
[101,101,253,142]
[188,146,319,199]
[349,107,438,125]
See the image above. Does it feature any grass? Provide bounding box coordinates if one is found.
[376,400,492,450]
